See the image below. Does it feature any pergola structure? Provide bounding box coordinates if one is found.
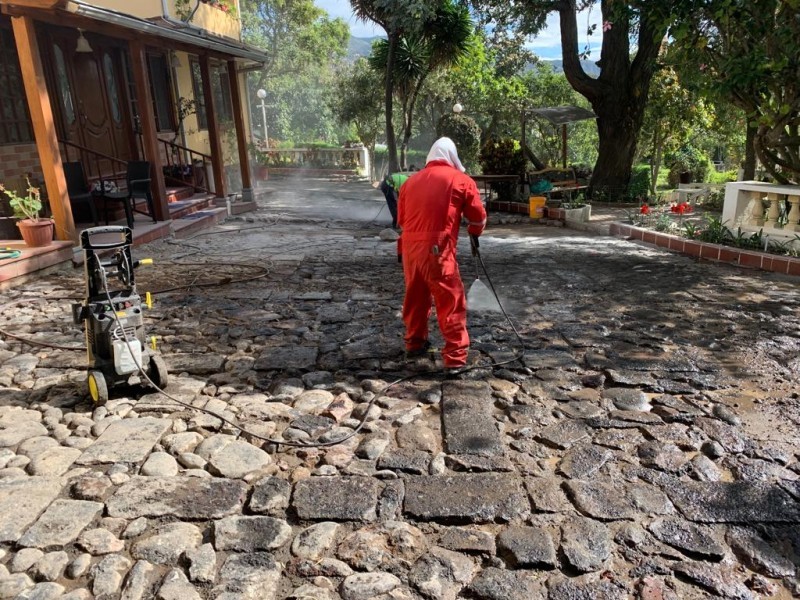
[527,106,597,169]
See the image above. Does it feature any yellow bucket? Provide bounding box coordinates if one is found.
[529,196,547,218]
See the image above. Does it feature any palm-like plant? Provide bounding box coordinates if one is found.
[351,0,471,172]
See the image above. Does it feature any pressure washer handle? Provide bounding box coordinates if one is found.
[81,226,133,250]
[470,234,480,257]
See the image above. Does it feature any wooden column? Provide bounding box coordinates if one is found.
[11,15,76,243]
[227,59,252,201]
[129,40,169,221]
[200,54,226,198]
[561,124,568,169]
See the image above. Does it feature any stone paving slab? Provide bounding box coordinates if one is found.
[664,480,800,523]
[106,477,248,519]
[18,499,103,549]
[292,477,379,521]
[76,417,171,465]
[441,381,503,456]
[404,474,529,523]
[0,477,62,542]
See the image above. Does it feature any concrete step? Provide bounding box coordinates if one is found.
[171,207,227,239]
[212,197,258,215]
[166,194,215,220]
[166,186,195,203]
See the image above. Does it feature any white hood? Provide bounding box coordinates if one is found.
[426,137,465,172]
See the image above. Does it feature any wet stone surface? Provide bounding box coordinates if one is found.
[0,178,798,598]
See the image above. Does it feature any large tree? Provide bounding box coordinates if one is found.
[241,0,349,142]
[472,1,676,196]
[368,1,472,169]
[669,0,800,184]
[330,58,385,176]
[349,0,446,173]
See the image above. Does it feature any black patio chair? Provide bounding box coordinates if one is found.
[63,161,99,226]
[100,161,156,229]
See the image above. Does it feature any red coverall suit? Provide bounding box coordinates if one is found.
[397,160,486,368]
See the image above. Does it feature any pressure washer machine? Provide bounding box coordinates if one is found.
[73,226,168,404]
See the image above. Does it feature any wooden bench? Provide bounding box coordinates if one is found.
[527,168,587,203]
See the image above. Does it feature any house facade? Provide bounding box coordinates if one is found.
[0,0,264,243]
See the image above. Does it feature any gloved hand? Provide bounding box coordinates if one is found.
[470,234,480,257]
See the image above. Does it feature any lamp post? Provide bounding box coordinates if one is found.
[256,88,268,151]
[452,102,463,114]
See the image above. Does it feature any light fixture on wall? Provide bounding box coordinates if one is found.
[75,29,93,53]
[171,51,182,70]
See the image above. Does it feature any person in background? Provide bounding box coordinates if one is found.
[397,138,486,373]
[379,166,417,229]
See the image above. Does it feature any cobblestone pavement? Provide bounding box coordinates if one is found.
[0,177,799,600]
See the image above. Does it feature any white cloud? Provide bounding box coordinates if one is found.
[314,0,384,38]
[526,7,603,60]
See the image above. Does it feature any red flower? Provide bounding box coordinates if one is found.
[640,204,650,215]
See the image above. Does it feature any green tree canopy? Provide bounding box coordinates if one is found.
[670,0,800,184]
[471,0,679,196]
[368,0,473,169]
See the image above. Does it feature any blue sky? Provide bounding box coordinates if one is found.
[313,0,602,61]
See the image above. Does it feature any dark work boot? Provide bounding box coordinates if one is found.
[405,340,432,359]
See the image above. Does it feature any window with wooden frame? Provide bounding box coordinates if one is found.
[190,58,207,130]
[0,26,34,145]
[147,53,175,132]
[190,58,233,130]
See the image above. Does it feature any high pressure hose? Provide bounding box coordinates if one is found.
[1,230,526,448]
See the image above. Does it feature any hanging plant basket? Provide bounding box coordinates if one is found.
[17,218,54,247]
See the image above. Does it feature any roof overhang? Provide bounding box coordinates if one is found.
[0,0,65,8]
[58,0,267,65]
[528,106,597,126]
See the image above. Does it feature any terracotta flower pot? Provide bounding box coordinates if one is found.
[16,219,54,248]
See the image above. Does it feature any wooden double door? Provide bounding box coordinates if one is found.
[42,26,137,168]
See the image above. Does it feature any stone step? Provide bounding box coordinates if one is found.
[167,194,215,220]
[166,186,195,203]
[171,207,227,239]
[212,198,258,215]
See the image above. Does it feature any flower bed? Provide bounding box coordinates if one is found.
[610,222,800,277]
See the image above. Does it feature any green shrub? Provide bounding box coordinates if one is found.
[666,146,711,186]
[708,169,738,184]
[479,138,526,202]
[629,164,652,200]
[436,113,481,170]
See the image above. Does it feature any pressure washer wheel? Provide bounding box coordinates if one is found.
[147,354,169,389]
[88,370,109,405]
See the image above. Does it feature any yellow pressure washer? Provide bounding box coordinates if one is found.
[72,226,168,404]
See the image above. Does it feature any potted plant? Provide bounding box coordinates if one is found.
[0,178,54,247]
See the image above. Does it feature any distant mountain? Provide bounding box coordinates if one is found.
[543,59,601,78]
[348,36,380,61]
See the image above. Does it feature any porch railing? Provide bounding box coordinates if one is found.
[157,138,212,194]
[60,140,127,186]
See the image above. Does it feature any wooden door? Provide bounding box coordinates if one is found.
[44,29,132,167]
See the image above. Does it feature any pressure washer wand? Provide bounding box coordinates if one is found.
[470,234,481,279]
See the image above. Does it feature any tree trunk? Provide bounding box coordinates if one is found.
[556,0,664,200]
[742,120,757,180]
[384,32,399,174]
[650,127,663,196]
[588,93,644,198]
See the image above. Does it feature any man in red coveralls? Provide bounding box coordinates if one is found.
[397,137,486,371]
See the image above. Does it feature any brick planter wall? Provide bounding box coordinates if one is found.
[609,222,800,277]
[267,168,357,178]
[486,200,530,214]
